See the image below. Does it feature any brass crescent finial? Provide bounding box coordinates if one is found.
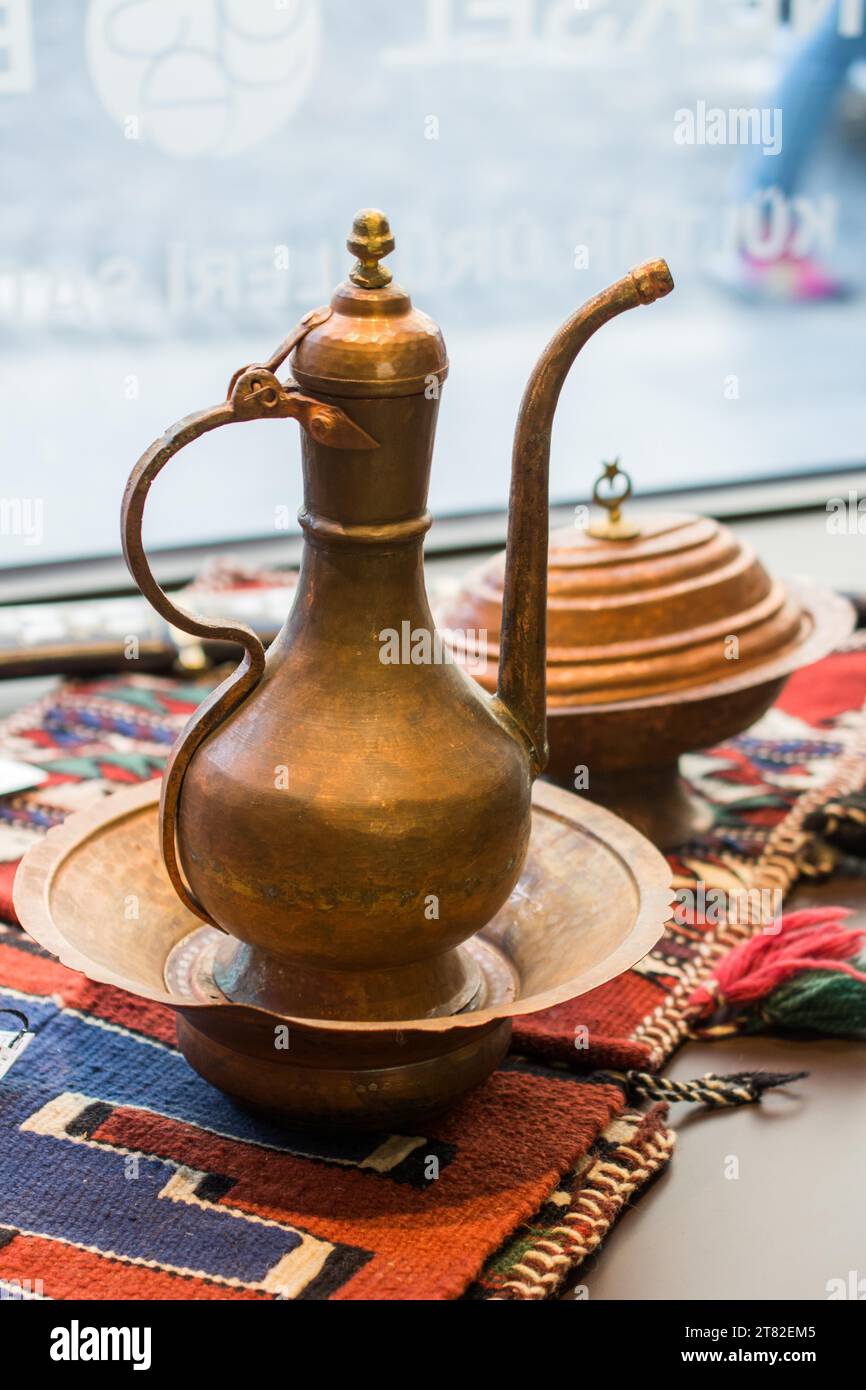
[588,458,641,540]
[348,209,395,289]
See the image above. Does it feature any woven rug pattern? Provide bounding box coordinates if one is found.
[0,653,864,1300]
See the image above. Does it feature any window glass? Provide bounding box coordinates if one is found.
[2,0,864,565]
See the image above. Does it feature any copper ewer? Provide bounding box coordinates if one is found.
[112,211,674,1126]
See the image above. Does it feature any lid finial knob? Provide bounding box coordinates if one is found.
[589,458,641,540]
[348,209,395,289]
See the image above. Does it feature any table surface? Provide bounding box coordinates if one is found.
[575,874,866,1302]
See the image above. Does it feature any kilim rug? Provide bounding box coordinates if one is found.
[1,647,864,1301]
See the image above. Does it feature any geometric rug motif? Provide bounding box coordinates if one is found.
[0,924,624,1300]
[2,651,864,1299]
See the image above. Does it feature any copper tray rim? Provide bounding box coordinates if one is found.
[13,778,672,1038]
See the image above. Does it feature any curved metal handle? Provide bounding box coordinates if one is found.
[498,260,675,775]
[121,329,378,925]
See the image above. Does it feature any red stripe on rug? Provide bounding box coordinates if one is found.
[779,650,866,725]
[0,941,176,1045]
[512,972,664,1070]
[65,979,177,1046]
[0,940,71,996]
[0,864,20,926]
[0,1229,268,1301]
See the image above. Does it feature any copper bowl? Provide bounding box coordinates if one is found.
[441,513,855,846]
[14,779,671,1132]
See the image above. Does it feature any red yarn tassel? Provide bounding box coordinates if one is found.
[688,908,866,1020]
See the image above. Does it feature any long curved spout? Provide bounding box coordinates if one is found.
[498,259,674,773]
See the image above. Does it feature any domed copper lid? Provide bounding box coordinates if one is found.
[442,461,817,709]
[292,209,448,399]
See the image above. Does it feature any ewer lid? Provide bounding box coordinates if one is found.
[292,209,449,399]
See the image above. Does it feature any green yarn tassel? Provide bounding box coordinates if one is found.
[749,959,866,1037]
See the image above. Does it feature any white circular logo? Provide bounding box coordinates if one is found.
[86,0,322,158]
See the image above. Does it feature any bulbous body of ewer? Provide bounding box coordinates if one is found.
[122,211,673,1030]
[179,394,533,1022]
